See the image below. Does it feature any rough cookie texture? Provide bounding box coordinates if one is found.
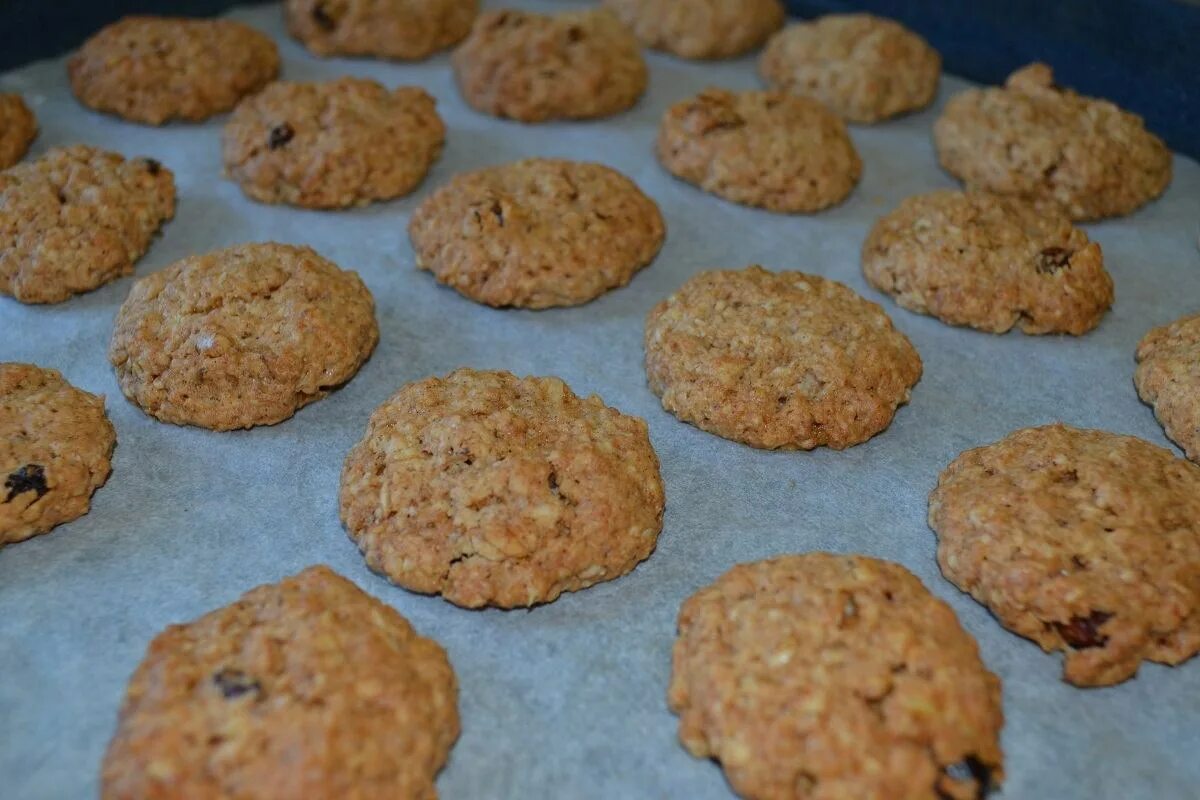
[222,77,445,209]
[109,243,378,431]
[657,88,862,213]
[1,364,115,546]
[934,63,1172,221]
[760,14,941,124]
[670,553,1004,800]
[285,0,477,59]
[101,565,459,800]
[602,0,784,60]
[451,8,647,123]
[0,93,37,169]
[409,158,664,308]
[68,16,279,125]
[930,424,1200,687]
[1136,312,1200,463]
[862,190,1113,335]
[340,369,665,609]
[0,145,175,304]
[645,266,921,450]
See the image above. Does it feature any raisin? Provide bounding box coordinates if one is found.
[143,158,162,176]
[1054,610,1112,649]
[490,200,505,226]
[4,464,48,503]
[548,470,559,493]
[566,25,584,43]
[312,2,336,31]
[939,755,994,798]
[268,123,295,150]
[1036,246,1072,274]
[212,668,264,700]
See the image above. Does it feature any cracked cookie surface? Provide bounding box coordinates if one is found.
[669,553,1004,800]
[285,0,478,60]
[1136,312,1200,463]
[451,8,647,122]
[930,423,1200,686]
[657,88,861,213]
[0,145,175,304]
[109,242,378,430]
[409,158,664,308]
[644,266,921,450]
[602,0,784,60]
[101,565,459,800]
[933,63,1171,221]
[69,16,279,125]
[1,363,115,546]
[339,369,665,608]
[0,94,36,169]
[862,190,1113,334]
[222,77,445,209]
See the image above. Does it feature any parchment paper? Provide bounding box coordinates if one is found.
[2,2,1198,797]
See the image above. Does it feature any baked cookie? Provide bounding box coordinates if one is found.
[285,0,477,60]
[100,565,459,800]
[862,190,1113,335]
[602,0,784,60]
[0,145,175,304]
[451,8,647,123]
[0,93,37,168]
[340,369,665,609]
[760,14,941,123]
[1136,312,1200,463]
[222,77,445,209]
[109,243,378,430]
[930,424,1200,687]
[657,88,861,213]
[409,158,664,308]
[670,553,1004,800]
[1,364,115,547]
[68,16,279,125]
[645,266,921,450]
[934,63,1172,221]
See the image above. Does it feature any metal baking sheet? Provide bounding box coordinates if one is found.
[2,2,1198,797]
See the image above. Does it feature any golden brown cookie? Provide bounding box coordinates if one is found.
[0,93,37,169]
[657,88,862,213]
[340,369,665,609]
[645,266,922,450]
[760,14,941,123]
[100,565,459,800]
[602,0,784,60]
[285,0,478,59]
[670,553,1004,800]
[451,8,647,123]
[1136,312,1200,463]
[1,364,115,547]
[934,63,1172,221]
[222,77,445,209]
[0,145,175,304]
[930,423,1200,687]
[862,190,1113,335]
[68,16,279,125]
[409,158,665,308]
[109,243,378,431]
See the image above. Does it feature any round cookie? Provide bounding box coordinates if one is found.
[0,145,176,304]
[285,0,478,60]
[109,243,378,431]
[644,266,922,450]
[0,93,37,169]
[670,553,1004,800]
[451,8,647,123]
[340,369,665,609]
[100,565,459,800]
[1,364,115,547]
[602,0,784,60]
[68,16,279,125]
[222,77,445,209]
[934,63,1172,221]
[657,88,862,213]
[409,158,665,308]
[760,14,941,124]
[930,423,1200,687]
[862,190,1113,335]
[1135,312,1200,463]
